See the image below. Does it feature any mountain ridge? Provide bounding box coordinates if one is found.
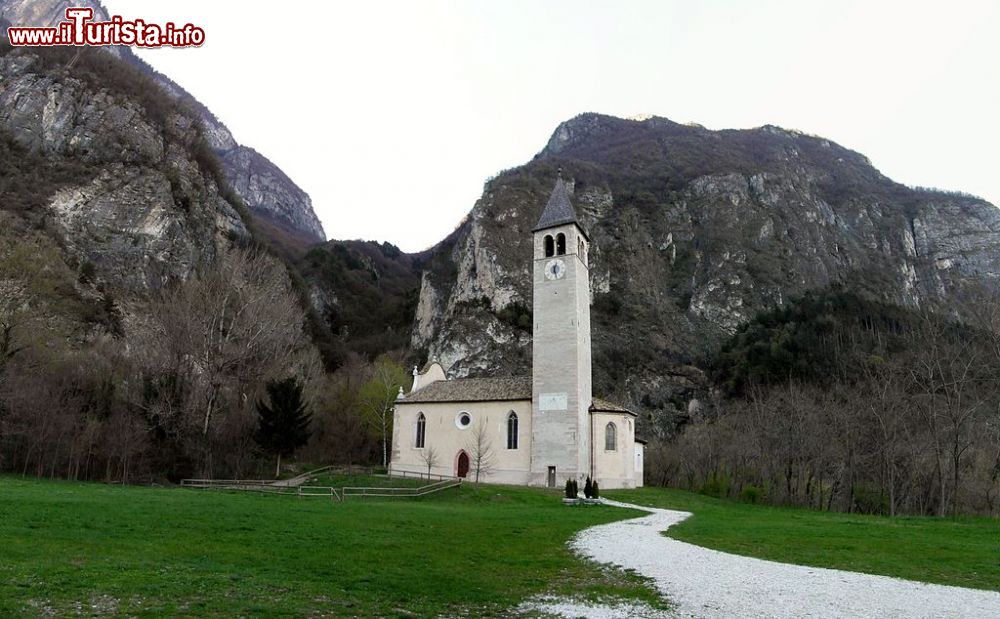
[403,112,1000,436]
[0,0,327,245]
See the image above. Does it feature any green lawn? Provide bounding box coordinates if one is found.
[607,487,1000,591]
[5,479,994,617]
[305,473,428,489]
[0,477,663,617]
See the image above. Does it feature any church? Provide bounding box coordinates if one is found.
[390,176,644,489]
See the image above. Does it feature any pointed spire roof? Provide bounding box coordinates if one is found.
[533,172,587,237]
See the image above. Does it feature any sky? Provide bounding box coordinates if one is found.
[102,0,1000,252]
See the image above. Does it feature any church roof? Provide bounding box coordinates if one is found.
[590,398,638,417]
[403,376,531,403]
[402,376,637,417]
[533,177,587,238]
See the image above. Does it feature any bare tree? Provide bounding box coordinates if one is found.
[140,247,320,477]
[418,445,439,478]
[0,233,70,376]
[358,355,408,469]
[466,420,495,483]
[907,311,991,516]
[861,357,911,516]
[303,358,377,466]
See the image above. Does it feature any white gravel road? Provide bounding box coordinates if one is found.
[565,500,1000,618]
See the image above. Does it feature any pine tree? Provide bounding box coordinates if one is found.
[255,378,312,478]
[584,476,593,499]
[565,479,574,499]
[592,480,600,499]
[571,479,579,498]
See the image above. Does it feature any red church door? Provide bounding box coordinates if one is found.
[457,451,470,478]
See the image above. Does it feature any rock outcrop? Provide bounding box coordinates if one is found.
[0,46,247,292]
[412,114,1000,436]
[0,0,326,245]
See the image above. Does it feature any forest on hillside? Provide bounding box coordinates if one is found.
[0,40,409,484]
[647,288,1000,517]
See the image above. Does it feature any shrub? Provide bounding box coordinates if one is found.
[495,302,532,332]
[584,476,593,499]
[740,484,763,504]
[852,485,888,515]
[78,261,97,284]
[700,474,730,498]
[565,479,575,499]
[591,480,600,499]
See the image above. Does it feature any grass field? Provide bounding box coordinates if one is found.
[0,477,663,617]
[305,473,428,489]
[607,487,1000,591]
[4,479,997,617]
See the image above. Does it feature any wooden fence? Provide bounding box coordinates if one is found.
[342,477,461,499]
[180,466,461,501]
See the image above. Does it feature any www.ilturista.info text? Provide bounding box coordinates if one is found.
[6,8,204,48]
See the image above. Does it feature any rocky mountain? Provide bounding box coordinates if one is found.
[0,41,248,295]
[411,113,1000,432]
[0,0,326,246]
[0,38,258,332]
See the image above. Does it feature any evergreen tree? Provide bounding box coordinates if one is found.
[592,480,600,499]
[565,478,574,499]
[255,378,312,478]
[584,476,593,499]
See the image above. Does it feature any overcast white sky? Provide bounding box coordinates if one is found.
[103,0,1000,252]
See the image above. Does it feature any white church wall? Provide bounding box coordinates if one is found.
[410,362,446,393]
[591,412,638,489]
[634,442,645,487]
[391,400,532,484]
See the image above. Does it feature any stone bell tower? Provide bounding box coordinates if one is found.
[529,173,593,487]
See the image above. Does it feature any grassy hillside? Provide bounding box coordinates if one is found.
[0,478,662,617]
[608,487,1000,591]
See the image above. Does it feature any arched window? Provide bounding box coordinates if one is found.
[544,235,554,257]
[415,413,426,448]
[605,422,617,451]
[556,233,566,255]
[507,412,519,450]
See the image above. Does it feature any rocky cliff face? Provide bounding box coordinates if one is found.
[413,114,1000,435]
[0,45,248,295]
[0,0,326,245]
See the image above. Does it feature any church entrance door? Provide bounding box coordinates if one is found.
[457,451,470,478]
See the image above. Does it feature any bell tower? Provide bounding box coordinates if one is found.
[529,173,593,487]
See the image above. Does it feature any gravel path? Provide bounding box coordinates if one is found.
[570,500,1000,618]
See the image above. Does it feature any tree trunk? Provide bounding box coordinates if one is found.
[381,416,388,468]
[202,392,216,437]
[935,451,947,517]
[275,453,282,479]
[888,460,897,517]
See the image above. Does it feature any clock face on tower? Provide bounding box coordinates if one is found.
[544,259,566,281]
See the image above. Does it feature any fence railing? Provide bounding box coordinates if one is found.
[386,468,460,482]
[342,477,461,499]
[181,468,460,501]
[180,479,276,489]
